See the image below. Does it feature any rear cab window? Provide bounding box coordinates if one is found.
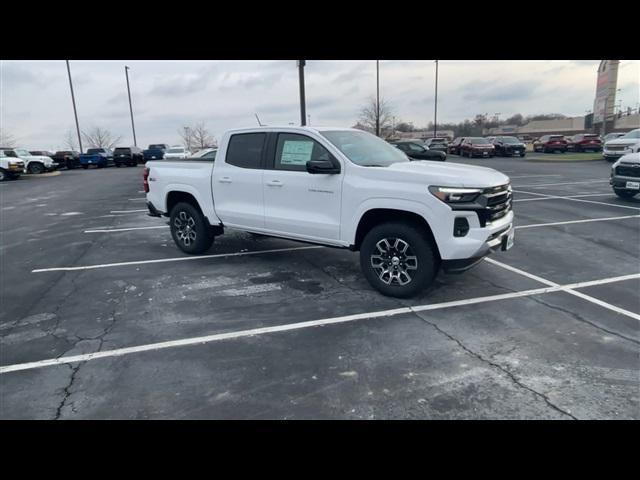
[226,133,266,169]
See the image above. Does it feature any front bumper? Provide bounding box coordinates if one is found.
[45,163,59,171]
[604,148,634,159]
[610,175,640,190]
[442,223,514,273]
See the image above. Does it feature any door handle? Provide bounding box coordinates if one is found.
[266,180,283,187]
[219,177,232,183]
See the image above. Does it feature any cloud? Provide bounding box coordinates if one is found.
[462,80,537,102]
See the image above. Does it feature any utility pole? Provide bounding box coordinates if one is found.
[65,60,83,153]
[125,66,137,146]
[433,60,439,139]
[298,60,306,126]
[376,60,380,137]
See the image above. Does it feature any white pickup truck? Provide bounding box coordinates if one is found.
[145,126,514,297]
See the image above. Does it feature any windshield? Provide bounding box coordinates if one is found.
[621,129,640,139]
[468,138,490,144]
[15,149,31,156]
[167,148,184,153]
[149,144,166,149]
[320,130,409,167]
[87,149,104,154]
[114,148,130,153]
[430,139,446,144]
[500,137,520,144]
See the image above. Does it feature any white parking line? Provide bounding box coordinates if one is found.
[516,215,640,229]
[514,180,609,188]
[485,258,640,321]
[508,174,563,179]
[84,225,168,233]
[109,209,148,214]
[514,193,615,202]
[128,198,147,201]
[2,272,637,375]
[514,190,640,211]
[31,245,323,272]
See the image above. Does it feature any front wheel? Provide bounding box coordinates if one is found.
[360,222,439,298]
[614,189,638,199]
[169,202,214,254]
[29,163,44,174]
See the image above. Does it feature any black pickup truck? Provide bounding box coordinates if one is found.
[142,144,169,162]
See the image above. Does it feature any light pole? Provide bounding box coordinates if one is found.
[65,60,83,154]
[376,60,380,137]
[433,60,438,139]
[298,60,307,126]
[125,66,137,146]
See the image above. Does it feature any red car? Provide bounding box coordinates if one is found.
[570,133,602,152]
[459,137,495,158]
[533,135,568,153]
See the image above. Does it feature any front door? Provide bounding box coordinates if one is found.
[263,132,343,242]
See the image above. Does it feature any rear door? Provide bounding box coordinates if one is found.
[263,132,343,241]
[212,132,266,229]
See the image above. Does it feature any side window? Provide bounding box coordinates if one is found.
[408,143,424,152]
[226,133,266,169]
[274,133,331,172]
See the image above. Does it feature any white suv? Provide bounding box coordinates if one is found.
[603,129,640,162]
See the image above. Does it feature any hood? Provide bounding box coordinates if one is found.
[613,153,640,166]
[606,137,640,147]
[373,161,509,188]
[27,154,53,163]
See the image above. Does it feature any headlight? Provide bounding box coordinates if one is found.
[429,186,482,203]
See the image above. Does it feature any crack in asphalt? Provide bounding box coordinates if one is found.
[54,363,82,420]
[527,294,640,346]
[412,310,579,420]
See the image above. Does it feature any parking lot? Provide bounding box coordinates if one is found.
[1,153,638,419]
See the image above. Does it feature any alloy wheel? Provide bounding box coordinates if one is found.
[370,237,418,286]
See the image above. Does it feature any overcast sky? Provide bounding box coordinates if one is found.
[1,60,638,150]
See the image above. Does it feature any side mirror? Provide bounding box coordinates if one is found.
[306,158,341,174]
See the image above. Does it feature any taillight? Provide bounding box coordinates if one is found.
[143,167,150,193]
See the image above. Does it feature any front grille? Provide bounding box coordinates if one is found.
[607,145,628,151]
[477,184,512,227]
[616,164,640,178]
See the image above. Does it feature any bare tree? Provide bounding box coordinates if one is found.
[63,127,78,151]
[0,129,18,147]
[191,122,217,150]
[81,126,122,149]
[178,126,195,152]
[358,96,394,138]
[178,123,217,152]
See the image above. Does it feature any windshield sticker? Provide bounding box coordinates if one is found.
[281,140,313,165]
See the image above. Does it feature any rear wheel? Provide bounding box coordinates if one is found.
[0,169,6,182]
[169,202,214,254]
[360,222,439,298]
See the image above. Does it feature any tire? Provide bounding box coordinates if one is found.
[82,165,89,169]
[360,222,439,298]
[169,202,214,254]
[28,163,44,174]
[614,189,637,199]
[520,153,526,157]
[0,169,6,182]
[115,163,121,168]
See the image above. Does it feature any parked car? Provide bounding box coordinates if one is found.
[164,146,191,160]
[144,126,514,298]
[189,148,218,160]
[52,150,81,169]
[490,136,526,157]
[448,137,466,155]
[390,141,446,161]
[113,146,144,167]
[603,132,626,143]
[6,148,58,173]
[29,150,55,158]
[424,137,449,153]
[603,129,640,162]
[79,148,114,169]
[610,152,640,199]
[570,133,602,152]
[143,144,170,162]
[459,137,495,158]
[565,136,575,151]
[0,148,25,181]
[533,135,568,153]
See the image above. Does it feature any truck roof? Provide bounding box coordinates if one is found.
[223,126,360,135]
